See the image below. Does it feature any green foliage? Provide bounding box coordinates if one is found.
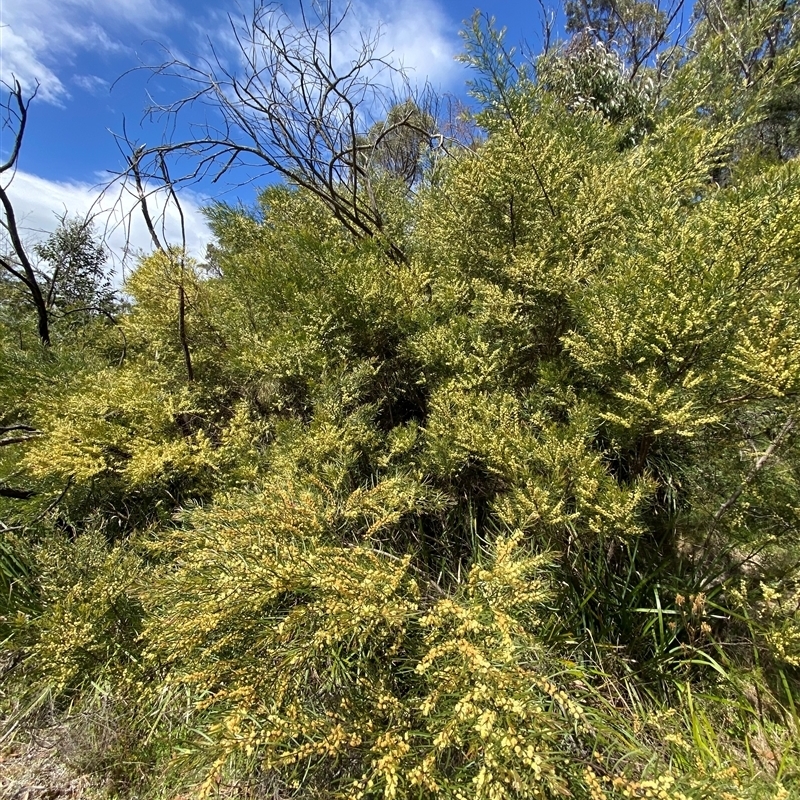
[3,6,800,798]
[457,11,529,122]
[536,33,656,145]
[18,529,146,696]
[139,496,603,798]
[360,100,439,188]
[564,0,669,69]
[675,0,800,160]
[33,216,116,316]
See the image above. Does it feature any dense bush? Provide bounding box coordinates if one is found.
[2,2,800,798]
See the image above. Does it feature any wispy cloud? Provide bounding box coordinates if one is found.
[189,0,460,95]
[0,23,66,103]
[5,171,212,280]
[348,0,461,88]
[73,74,111,95]
[0,0,181,102]
[1,0,459,107]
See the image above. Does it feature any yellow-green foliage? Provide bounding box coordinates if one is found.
[20,530,146,694]
[409,536,572,800]
[4,17,800,800]
[138,489,599,798]
[124,250,230,380]
[24,364,212,488]
[19,359,270,525]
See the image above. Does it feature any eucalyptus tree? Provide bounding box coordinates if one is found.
[34,217,116,319]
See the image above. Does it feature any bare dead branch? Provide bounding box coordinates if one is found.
[129,143,165,253]
[0,78,50,344]
[0,435,41,447]
[158,156,186,256]
[0,486,36,500]
[112,0,453,266]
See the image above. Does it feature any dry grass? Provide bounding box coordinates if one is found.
[0,728,96,800]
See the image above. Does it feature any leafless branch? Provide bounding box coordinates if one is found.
[112,1,449,265]
[0,78,50,344]
[128,141,165,253]
[535,0,555,55]
[0,486,36,500]
[32,476,74,523]
[0,436,41,447]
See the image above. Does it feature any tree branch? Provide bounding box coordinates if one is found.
[0,435,41,447]
[0,486,36,500]
[0,78,50,344]
[113,0,442,266]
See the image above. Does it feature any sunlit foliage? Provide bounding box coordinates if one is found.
[2,4,800,798]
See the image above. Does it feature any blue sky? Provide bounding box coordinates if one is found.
[0,0,548,264]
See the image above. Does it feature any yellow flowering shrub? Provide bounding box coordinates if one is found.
[24,363,210,481]
[407,535,573,800]
[4,12,800,800]
[19,530,146,695]
[134,488,623,798]
[18,361,273,529]
[139,482,419,795]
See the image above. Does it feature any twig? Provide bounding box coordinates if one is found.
[0,436,40,447]
[0,487,36,500]
[712,415,794,527]
[31,476,74,524]
[700,415,795,559]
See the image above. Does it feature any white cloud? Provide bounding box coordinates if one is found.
[5,170,213,283]
[0,0,181,102]
[203,0,459,96]
[347,0,460,88]
[1,0,459,107]
[0,23,66,103]
[73,74,111,95]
